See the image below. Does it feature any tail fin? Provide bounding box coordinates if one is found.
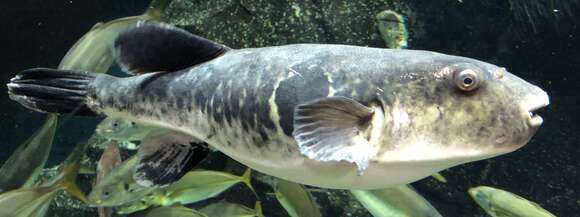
[240,168,257,197]
[57,163,89,204]
[0,114,57,191]
[7,68,98,116]
[255,201,266,217]
[47,139,90,204]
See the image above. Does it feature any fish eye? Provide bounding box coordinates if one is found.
[454,69,480,91]
[112,122,119,127]
[131,122,136,126]
[102,190,112,199]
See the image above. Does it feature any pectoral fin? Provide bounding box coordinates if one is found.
[134,132,209,187]
[292,96,382,175]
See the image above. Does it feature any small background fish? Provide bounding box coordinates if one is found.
[95,141,122,217]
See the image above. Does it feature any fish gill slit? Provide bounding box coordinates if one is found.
[268,74,286,137]
[324,71,336,96]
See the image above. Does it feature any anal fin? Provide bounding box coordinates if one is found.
[134,132,210,187]
[114,21,230,75]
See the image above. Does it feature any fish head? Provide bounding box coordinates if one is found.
[88,157,153,206]
[95,117,138,140]
[88,176,156,207]
[468,186,493,209]
[88,175,129,206]
[469,185,554,216]
[376,53,549,162]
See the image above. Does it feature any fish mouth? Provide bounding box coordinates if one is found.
[524,91,549,127]
[87,200,101,207]
[527,109,544,127]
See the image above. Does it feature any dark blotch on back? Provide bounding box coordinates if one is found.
[210,89,225,124]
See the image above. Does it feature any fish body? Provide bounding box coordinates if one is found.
[0,138,88,217]
[351,185,443,217]
[0,186,58,217]
[200,201,261,217]
[136,207,208,217]
[116,193,162,214]
[162,169,254,205]
[469,186,556,217]
[58,0,170,73]
[84,44,547,189]
[96,142,122,180]
[97,168,253,210]
[376,10,408,49]
[95,117,162,143]
[7,24,549,189]
[58,16,145,73]
[0,115,57,193]
[88,156,156,206]
[96,141,122,217]
[273,179,322,217]
[15,191,53,217]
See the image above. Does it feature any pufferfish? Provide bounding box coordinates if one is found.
[7,21,549,190]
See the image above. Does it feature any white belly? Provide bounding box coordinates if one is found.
[211,139,468,190]
[118,111,489,190]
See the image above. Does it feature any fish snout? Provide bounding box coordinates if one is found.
[499,71,550,128]
[520,87,549,128]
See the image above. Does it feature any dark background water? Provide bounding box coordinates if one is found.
[0,0,150,165]
[0,0,578,216]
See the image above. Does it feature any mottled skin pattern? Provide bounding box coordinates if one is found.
[85,44,548,189]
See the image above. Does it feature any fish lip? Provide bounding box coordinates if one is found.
[526,104,548,127]
[527,113,543,127]
[524,92,550,127]
[87,199,102,207]
[467,187,478,197]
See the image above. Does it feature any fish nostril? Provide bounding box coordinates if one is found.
[494,68,506,79]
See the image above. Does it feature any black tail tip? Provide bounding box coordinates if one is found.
[7,68,98,116]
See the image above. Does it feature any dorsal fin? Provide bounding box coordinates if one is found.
[113,21,230,75]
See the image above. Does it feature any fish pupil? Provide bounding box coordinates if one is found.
[463,77,473,85]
